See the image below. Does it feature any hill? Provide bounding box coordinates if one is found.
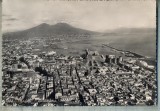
[3,23,98,39]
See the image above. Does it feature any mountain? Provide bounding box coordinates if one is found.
[3,23,98,39]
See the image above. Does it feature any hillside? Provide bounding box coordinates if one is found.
[3,23,98,39]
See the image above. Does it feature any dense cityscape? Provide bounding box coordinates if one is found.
[2,37,157,106]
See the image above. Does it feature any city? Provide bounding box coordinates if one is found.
[2,37,157,106]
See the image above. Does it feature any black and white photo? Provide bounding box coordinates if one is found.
[2,0,157,106]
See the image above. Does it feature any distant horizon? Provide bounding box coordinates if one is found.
[3,0,156,33]
[2,22,156,34]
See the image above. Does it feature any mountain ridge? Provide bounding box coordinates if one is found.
[3,23,156,40]
[3,23,99,39]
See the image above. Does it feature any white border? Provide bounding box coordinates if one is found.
[0,0,159,111]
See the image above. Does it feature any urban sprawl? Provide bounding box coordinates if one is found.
[2,37,157,106]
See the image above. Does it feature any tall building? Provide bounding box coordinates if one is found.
[105,55,110,63]
[117,56,123,64]
[113,58,117,64]
[85,49,89,59]
[105,55,116,64]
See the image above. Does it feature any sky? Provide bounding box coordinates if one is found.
[2,0,156,32]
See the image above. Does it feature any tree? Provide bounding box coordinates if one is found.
[17,64,22,69]
[114,96,119,104]
[19,57,25,63]
[35,67,43,74]
[146,100,154,106]
[19,57,31,68]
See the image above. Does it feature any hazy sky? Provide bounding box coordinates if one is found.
[2,0,156,32]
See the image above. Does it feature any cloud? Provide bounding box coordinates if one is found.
[6,23,11,26]
[2,0,156,32]
[5,18,18,21]
[2,14,11,17]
